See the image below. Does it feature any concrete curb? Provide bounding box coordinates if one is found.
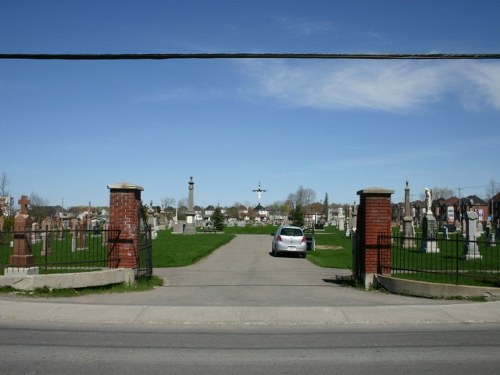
[376,275,500,300]
[1,300,499,326]
[0,269,135,291]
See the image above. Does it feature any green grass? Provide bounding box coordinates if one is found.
[152,230,235,267]
[307,227,353,269]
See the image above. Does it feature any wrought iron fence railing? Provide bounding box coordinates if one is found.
[0,227,121,275]
[379,233,500,287]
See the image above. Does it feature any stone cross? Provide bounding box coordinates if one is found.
[19,195,30,215]
[7,195,36,271]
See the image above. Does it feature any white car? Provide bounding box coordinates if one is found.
[272,225,307,258]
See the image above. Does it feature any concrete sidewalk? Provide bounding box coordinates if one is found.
[1,299,499,326]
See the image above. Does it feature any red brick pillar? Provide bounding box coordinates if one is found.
[107,183,143,270]
[356,187,394,288]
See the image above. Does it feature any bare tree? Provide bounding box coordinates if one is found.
[29,192,49,223]
[293,186,316,207]
[486,180,499,200]
[161,196,176,209]
[0,172,10,216]
[430,187,455,200]
[0,172,8,198]
[177,198,187,209]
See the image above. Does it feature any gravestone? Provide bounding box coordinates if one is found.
[40,231,53,256]
[172,221,184,234]
[183,177,197,235]
[488,232,496,247]
[477,221,484,235]
[71,218,78,252]
[345,216,351,237]
[78,219,87,250]
[337,207,345,231]
[462,211,482,260]
[6,195,38,275]
[102,222,109,246]
[442,226,449,240]
[351,203,357,234]
[402,182,416,248]
[420,188,439,253]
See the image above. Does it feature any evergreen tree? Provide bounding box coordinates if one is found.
[323,193,329,218]
[291,203,305,227]
[211,206,225,231]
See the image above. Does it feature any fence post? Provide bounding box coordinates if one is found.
[107,183,144,271]
[355,187,394,289]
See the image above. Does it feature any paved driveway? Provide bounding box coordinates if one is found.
[28,234,461,307]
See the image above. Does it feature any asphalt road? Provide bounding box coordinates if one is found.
[1,234,499,374]
[1,321,499,375]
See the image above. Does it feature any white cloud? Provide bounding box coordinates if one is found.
[459,62,500,110]
[240,60,500,112]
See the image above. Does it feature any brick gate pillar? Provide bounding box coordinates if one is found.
[356,187,394,288]
[107,183,143,270]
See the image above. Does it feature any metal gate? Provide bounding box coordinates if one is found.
[137,207,153,279]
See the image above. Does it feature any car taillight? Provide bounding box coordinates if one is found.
[277,235,282,242]
[301,236,307,243]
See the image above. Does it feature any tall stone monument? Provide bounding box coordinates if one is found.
[402,181,416,248]
[462,211,482,260]
[337,207,345,231]
[183,176,196,235]
[420,188,439,253]
[351,202,357,234]
[6,195,39,275]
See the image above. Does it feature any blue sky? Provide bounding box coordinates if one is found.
[1,0,499,208]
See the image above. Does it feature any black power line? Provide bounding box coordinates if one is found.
[1,52,500,60]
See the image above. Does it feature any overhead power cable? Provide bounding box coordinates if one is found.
[1,53,500,60]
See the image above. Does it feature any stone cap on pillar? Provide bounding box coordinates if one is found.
[357,187,394,196]
[107,182,144,191]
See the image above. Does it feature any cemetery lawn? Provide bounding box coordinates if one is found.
[307,227,352,269]
[153,230,235,267]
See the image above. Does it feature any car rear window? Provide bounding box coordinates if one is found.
[280,228,303,236]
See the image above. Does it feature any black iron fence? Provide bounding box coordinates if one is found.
[0,227,121,274]
[379,233,500,287]
[136,221,153,279]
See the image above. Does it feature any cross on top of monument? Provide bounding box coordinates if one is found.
[18,195,30,215]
